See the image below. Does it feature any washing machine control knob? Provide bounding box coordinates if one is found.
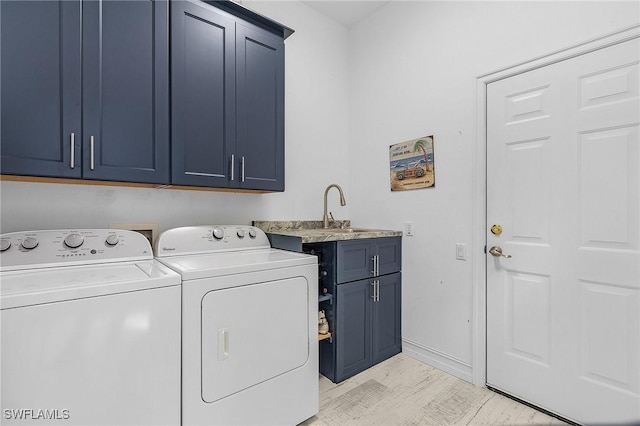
[64,233,84,249]
[237,230,245,239]
[248,229,257,239]
[21,237,39,250]
[212,228,225,240]
[0,239,11,252]
[105,234,119,246]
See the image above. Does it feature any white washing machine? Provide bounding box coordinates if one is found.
[154,225,319,426]
[0,229,181,426]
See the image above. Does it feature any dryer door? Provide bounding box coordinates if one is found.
[201,276,309,403]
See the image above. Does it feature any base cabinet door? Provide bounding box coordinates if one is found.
[372,272,402,365]
[335,279,372,382]
[374,238,402,277]
[335,273,402,382]
[336,240,374,283]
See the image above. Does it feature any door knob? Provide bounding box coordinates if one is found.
[489,246,512,258]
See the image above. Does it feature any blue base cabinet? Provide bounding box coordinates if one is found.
[312,237,402,383]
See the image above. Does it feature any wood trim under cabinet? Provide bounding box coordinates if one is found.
[0,175,270,194]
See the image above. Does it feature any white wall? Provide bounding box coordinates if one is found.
[347,1,639,380]
[0,1,351,234]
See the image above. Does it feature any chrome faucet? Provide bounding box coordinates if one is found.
[323,184,346,228]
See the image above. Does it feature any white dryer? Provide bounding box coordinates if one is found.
[154,225,319,426]
[0,229,181,426]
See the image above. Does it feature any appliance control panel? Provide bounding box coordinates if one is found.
[154,226,270,257]
[0,229,153,271]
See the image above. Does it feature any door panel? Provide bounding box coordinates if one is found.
[171,0,235,187]
[0,0,81,178]
[235,24,284,191]
[335,279,372,382]
[487,38,640,424]
[201,277,309,403]
[372,272,402,365]
[337,240,373,283]
[83,0,169,183]
[374,237,402,276]
[580,126,639,250]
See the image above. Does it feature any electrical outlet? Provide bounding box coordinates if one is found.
[456,243,466,261]
[405,221,415,237]
[109,223,158,246]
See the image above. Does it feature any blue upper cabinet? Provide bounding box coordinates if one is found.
[2,0,289,191]
[82,0,170,183]
[171,1,287,191]
[1,0,169,184]
[0,1,82,178]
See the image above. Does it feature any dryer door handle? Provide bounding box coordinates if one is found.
[218,328,230,360]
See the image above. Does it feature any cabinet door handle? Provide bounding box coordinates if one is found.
[371,280,380,302]
[373,254,380,277]
[70,133,75,169]
[230,154,235,181]
[90,136,95,170]
[372,255,380,277]
[241,156,245,182]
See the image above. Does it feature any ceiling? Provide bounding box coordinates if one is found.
[301,1,390,27]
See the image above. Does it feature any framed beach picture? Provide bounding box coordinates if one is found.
[389,135,435,191]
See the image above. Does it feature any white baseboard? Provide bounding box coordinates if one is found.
[402,338,473,384]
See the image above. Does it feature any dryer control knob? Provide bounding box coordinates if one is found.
[105,234,119,246]
[248,229,257,239]
[0,239,11,252]
[212,228,225,240]
[64,233,84,249]
[21,237,39,250]
[237,230,245,239]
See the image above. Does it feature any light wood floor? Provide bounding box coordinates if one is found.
[301,354,568,426]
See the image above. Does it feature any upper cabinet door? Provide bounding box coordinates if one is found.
[171,0,236,187]
[82,0,169,184]
[0,0,81,178]
[235,24,285,191]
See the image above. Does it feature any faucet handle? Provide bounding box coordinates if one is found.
[329,212,335,223]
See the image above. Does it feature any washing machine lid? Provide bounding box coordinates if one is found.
[157,248,316,281]
[0,260,180,309]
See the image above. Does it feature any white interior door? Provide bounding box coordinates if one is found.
[486,37,640,424]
